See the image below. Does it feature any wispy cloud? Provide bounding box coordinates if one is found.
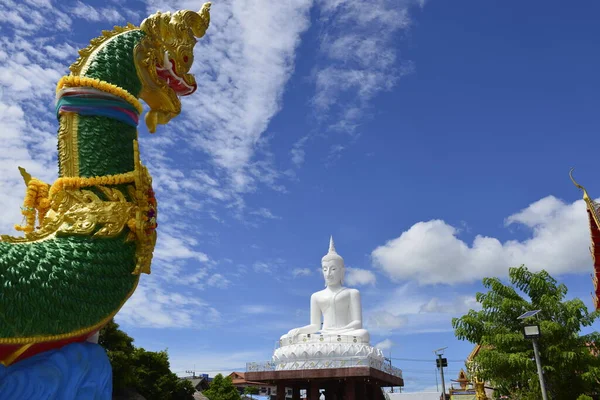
[419,296,480,315]
[118,278,220,329]
[0,0,72,34]
[240,305,277,315]
[249,207,281,220]
[154,232,210,263]
[312,0,422,135]
[292,268,313,277]
[368,311,408,334]
[207,273,231,289]
[374,338,395,351]
[0,24,73,234]
[252,258,287,274]
[366,284,478,336]
[345,267,376,286]
[290,136,309,167]
[70,1,125,22]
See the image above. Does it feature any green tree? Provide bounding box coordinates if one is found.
[576,395,594,400]
[203,374,241,400]
[98,319,137,391]
[132,348,195,400]
[99,320,195,400]
[243,386,259,398]
[452,265,600,399]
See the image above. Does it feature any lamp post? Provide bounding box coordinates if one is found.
[518,311,548,400]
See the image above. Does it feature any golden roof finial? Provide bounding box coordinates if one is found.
[570,168,591,200]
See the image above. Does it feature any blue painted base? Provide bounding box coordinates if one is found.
[0,342,112,400]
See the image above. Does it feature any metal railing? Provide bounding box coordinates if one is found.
[246,357,402,379]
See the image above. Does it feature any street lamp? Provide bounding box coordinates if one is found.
[523,324,540,339]
[518,311,548,400]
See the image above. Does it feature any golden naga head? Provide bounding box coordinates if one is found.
[135,2,211,133]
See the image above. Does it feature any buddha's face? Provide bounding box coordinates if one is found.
[322,259,344,287]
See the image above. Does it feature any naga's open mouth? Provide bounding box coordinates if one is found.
[155,52,197,96]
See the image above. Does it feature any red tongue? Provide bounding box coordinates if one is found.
[155,59,196,96]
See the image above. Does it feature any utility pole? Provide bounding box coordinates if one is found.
[434,347,448,400]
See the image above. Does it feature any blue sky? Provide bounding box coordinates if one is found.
[1,0,600,393]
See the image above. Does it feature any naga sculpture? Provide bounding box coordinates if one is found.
[0,3,211,397]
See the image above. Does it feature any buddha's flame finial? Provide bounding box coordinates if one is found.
[322,235,344,264]
[329,235,336,254]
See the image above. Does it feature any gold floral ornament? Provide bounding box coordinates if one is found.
[4,142,155,275]
[134,2,211,133]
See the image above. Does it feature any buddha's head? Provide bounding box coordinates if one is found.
[321,236,345,287]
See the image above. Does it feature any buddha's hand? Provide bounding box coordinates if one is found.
[287,328,301,337]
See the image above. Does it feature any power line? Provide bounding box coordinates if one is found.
[390,357,466,363]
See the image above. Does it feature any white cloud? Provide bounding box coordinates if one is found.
[292,268,313,277]
[153,232,210,263]
[0,0,72,33]
[0,32,72,234]
[419,296,479,315]
[345,267,376,286]
[372,196,591,285]
[290,136,308,167]
[240,305,276,315]
[207,273,231,289]
[118,279,220,328]
[253,261,272,273]
[366,285,482,335]
[249,207,280,220]
[312,0,420,133]
[70,1,125,22]
[375,338,394,351]
[253,259,285,274]
[367,311,407,334]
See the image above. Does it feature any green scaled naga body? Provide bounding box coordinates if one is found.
[0,3,211,367]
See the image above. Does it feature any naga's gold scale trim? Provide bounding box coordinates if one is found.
[69,24,139,77]
[57,112,79,177]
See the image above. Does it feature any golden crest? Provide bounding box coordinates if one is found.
[134,3,211,132]
[1,186,135,244]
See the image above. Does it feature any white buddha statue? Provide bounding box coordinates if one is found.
[280,236,370,344]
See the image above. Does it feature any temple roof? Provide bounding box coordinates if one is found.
[570,169,600,310]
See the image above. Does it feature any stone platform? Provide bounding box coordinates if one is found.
[245,366,404,400]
